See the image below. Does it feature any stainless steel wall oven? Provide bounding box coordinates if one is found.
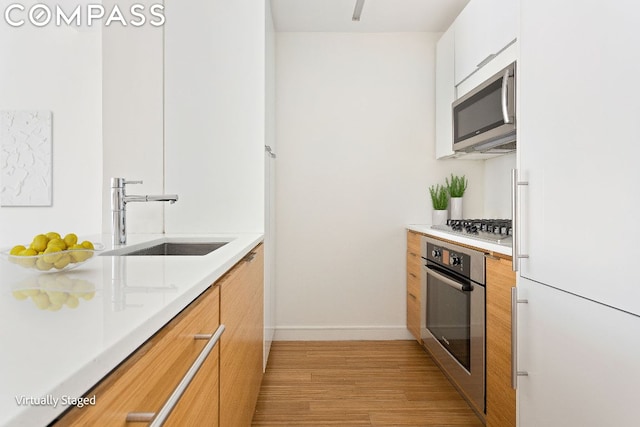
[420,236,485,416]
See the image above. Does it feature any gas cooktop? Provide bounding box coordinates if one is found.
[431,219,513,247]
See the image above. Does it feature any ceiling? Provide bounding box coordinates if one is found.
[271,0,470,32]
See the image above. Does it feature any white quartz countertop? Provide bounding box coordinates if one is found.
[407,224,512,257]
[0,232,263,427]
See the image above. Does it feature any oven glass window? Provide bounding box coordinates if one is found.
[426,271,471,371]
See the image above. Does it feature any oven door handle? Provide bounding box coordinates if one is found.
[425,265,472,292]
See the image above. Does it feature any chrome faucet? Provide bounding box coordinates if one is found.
[111,177,178,245]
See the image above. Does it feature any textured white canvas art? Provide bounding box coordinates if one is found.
[0,111,53,206]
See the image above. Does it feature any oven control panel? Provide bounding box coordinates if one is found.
[426,242,471,278]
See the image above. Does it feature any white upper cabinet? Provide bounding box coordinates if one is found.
[518,0,640,315]
[434,26,456,159]
[454,0,518,85]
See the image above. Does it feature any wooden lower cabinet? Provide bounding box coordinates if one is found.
[56,243,265,427]
[164,338,220,426]
[56,285,221,426]
[485,255,516,427]
[220,244,264,426]
[406,231,423,342]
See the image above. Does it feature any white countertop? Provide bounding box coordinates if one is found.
[407,224,512,257]
[0,232,263,427]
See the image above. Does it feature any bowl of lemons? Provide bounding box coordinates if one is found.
[2,232,103,273]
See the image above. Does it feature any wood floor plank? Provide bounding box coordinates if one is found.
[252,341,484,426]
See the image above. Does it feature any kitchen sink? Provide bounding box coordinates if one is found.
[101,240,229,257]
[120,242,227,256]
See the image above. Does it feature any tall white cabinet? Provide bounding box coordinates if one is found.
[164,0,275,367]
[517,0,640,424]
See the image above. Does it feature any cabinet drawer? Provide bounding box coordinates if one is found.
[407,290,421,341]
[407,257,422,281]
[407,231,422,257]
[407,272,421,300]
[56,286,220,426]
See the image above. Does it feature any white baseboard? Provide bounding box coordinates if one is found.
[273,325,415,341]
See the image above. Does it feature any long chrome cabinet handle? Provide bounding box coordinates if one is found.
[511,169,529,272]
[511,288,529,389]
[126,324,226,426]
[501,68,512,124]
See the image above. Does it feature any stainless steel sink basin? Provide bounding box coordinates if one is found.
[101,240,229,257]
[122,242,227,256]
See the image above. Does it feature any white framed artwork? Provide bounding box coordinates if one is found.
[0,111,53,206]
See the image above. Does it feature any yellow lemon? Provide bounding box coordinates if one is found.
[10,245,26,255]
[36,257,54,271]
[45,232,61,241]
[68,244,83,259]
[17,249,37,267]
[81,240,94,250]
[30,234,49,252]
[43,246,63,264]
[69,244,90,262]
[47,238,67,250]
[54,254,71,270]
[19,248,37,256]
[63,233,78,247]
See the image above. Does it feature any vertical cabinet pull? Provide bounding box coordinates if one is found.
[511,169,529,272]
[511,288,529,389]
[126,325,225,426]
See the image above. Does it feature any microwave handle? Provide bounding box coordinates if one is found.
[501,68,512,124]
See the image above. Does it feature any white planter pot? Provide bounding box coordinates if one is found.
[450,197,463,220]
[432,209,448,225]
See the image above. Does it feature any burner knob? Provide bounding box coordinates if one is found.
[432,249,441,258]
[450,255,461,266]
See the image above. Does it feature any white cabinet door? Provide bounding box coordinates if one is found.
[518,0,640,315]
[454,0,518,85]
[517,277,640,427]
[435,26,456,159]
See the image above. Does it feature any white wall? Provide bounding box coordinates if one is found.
[101,0,165,237]
[0,13,102,246]
[274,32,485,340]
[164,0,265,234]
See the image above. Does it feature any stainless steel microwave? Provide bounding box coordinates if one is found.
[452,62,516,153]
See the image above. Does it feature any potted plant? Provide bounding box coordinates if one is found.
[446,174,468,220]
[429,184,448,225]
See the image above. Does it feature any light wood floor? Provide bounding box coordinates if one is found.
[252,340,484,426]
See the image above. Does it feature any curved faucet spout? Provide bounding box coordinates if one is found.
[124,194,179,204]
[110,177,179,245]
